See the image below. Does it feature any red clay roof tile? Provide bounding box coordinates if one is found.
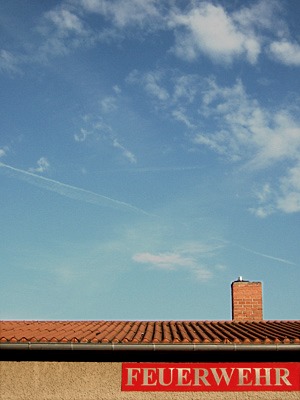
[0,320,299,346]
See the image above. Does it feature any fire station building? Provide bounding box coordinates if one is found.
[1,278,299,399]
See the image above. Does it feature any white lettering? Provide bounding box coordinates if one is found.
[193,368,211,386]
[141,368,157,386]
[176,368,192,386]
[254,368,272,386]
[124,364,295,390]
[275,368,292,386]
[238,368,253,386]
[211,368,235,386]
[126,368,141,386]
[158,368,174,386]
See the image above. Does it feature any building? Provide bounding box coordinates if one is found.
[1,278,299,399]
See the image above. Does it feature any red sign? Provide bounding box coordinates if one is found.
[122,363,300,391]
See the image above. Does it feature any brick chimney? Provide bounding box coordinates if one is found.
[231,277,263,321]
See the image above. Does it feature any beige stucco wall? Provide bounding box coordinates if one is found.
[1,362,299,400]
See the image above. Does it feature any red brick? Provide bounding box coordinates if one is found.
[231,279,263,321]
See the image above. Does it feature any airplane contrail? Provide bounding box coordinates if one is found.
[0,162,152,216]
[195,238,297,267]
[239,245,296,266]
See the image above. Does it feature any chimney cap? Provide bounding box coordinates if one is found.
[233,276,249,283]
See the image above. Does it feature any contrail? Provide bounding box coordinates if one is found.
[0,162,151,216]
[239,245,296,266]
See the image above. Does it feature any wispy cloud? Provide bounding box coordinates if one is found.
[127,69,170,102]
[0,146,8,158]
[168,0,296,66]
[269,40,300,66]
[196,78,300,216]
[133,252,195,271]
[0,162,151,215]
[100,85,122,113]
[74,0,163,29]
[0,49,21,74]
[128,69,300,168]
[47,0,298,68]
[28,157,50,174]
[112,138,137,164]
[74,114,137,164]
[65,0,287,67]
[100,95,118,113]
[128,66,300,216]
[1,0,297,76]
[249,162,300,217]
[276,162,300,213]
[132,240,226,281]
[196,78,300,167]
[45,8,85,34]
[133,250,213,281]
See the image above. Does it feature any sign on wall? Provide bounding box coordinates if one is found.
[122,363,300,391]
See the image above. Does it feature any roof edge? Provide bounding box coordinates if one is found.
[1,343,300,352]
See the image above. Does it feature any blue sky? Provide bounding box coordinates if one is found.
[1,0,299,321]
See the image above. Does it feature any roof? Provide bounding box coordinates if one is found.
[1,320,300,346]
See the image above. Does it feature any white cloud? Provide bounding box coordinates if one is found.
[100,86,121,113]
[74,128,91,142]
[129,69,298,170]
[1,0,295,75]
[277,163,300,213]
[193,78,300,216]
[75,115,137,163]
[249,183,276,217]
[29,157,50,174]
[129,68,300,169]
[0,50,20,74]
[249,162,300,217]
[113,85,121,94]
[169,2,261,64]
[112,138,137,164]
[132,240,225,281]
[34,4,98,61]
[269,40,300,66]
[255,183,272,203]
[128,64,300,215]
[45,8,84,34]
[74,0,162,28]
[196,78,300,168]
[101,96,117,113]
[193,132,229,157]
[232,0,284,33]
[172,108,195,129]
[0,147,8,158]
[133,252,194,270]
[133,250,213,281]
[127,69,169,101]
[127,70,203,117]
[277,192,300,214]
[172,75,198,103]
